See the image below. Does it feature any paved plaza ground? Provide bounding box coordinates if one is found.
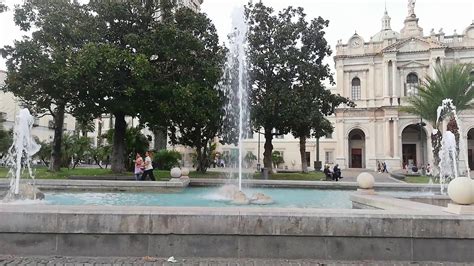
[0,256,468,266]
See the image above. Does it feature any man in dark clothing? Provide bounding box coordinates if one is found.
[333,164,341,181]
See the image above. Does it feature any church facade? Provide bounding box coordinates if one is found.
[331,3,474,171]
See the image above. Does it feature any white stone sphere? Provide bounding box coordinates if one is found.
[170,167,182,178]
[357,172,375,189]
[448,177,474,205]
[180,167,190,176]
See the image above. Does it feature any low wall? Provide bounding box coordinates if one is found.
[0,204,473,262]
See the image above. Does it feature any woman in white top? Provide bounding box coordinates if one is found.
[141,151,156,181]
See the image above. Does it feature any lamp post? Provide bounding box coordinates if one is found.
[255,129,263,171]
[418,119,426,174]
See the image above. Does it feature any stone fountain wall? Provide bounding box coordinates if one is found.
[0,204,473,262]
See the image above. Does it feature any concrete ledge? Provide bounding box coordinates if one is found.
[0,178,189,192]
[0,205,473,261]
[190,178,440,191]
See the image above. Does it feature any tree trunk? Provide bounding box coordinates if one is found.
[263,129,273,173]
[49,104,65,172]
[195,145,209,173]
[299,137,308,173]
[153,127,167,151]
[111,113,127,173]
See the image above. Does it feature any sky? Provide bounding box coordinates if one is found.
[0,0,473,72]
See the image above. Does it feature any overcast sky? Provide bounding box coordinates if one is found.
[1,0,473,72]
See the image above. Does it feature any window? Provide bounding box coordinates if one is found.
[325,132,333,139]
[63,123,67,131]
[325,151,334,164]
[351,77,361,100]
[33,118,40,127]
[272,128,284,139]
[0,112,6,122]
[48,120,55,129]
[406,73,419,96]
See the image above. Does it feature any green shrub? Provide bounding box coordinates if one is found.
[153,149,182,170]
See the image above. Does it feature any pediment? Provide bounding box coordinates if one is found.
[398,60,429,69]
[382,37,446,53]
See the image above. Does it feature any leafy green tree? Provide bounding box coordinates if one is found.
[104,126,150,171]
[0,124,12,160]
[283,10,353,173]
[72,0,160,173]
[0,2,7,13]
[245,2,304,173]
[401,64,474,174]
[154,149,182,170]
[89,145,112,169]
[140,8,226,173]
[271,151,284,169]
[35,139,51,167]
[1,0,94,172]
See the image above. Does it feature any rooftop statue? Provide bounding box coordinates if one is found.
[408,0,416,16]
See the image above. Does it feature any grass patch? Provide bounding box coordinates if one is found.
[405,175,431,183]
[1,167,325,181]
[259,172,325,181]
[0,167,171,181]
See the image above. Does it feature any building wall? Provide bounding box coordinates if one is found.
[332,6,474,172]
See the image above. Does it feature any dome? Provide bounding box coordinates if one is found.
[371,9,400,42]
[371,30,400,42]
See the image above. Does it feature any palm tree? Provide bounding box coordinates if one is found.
[401,64,474,175]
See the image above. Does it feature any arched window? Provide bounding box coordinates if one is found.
[351,77,361,100]
[406,73,419,96]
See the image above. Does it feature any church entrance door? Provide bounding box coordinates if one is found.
[351,149,362,168]
[348,129,366,168]
[402,144,417,167]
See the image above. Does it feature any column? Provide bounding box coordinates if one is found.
[384,118,391,156]
[393,118,399,158]
[368,63,375,106]
[392,60,398,100]
[383,61,390,105]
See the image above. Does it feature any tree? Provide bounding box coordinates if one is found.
[35,139,51,167]
[246,2,306,173]
[139,8,226,173]
[0,123,12,160]
[0,2,7,13]
[401,64,474,175]
[1,0,94,171]
[73,0,160,173]
[103,126,150,171]
[282,11,353,173]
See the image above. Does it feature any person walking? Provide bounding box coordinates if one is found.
[141,151,156,181]
[382,161,388,173]
[134,153,144,181]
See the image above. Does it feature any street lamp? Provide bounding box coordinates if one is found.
[255,129,263,171]
[418,119,427,174]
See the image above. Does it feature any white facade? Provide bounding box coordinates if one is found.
[332,4,474,172]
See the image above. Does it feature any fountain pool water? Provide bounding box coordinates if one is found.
[26,188,432,209]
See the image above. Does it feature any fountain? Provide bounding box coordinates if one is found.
[2,108,43,202]
[218,7,273,204]
[436,99,474,213]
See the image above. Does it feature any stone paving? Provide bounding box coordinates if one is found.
[0,256,468,266]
